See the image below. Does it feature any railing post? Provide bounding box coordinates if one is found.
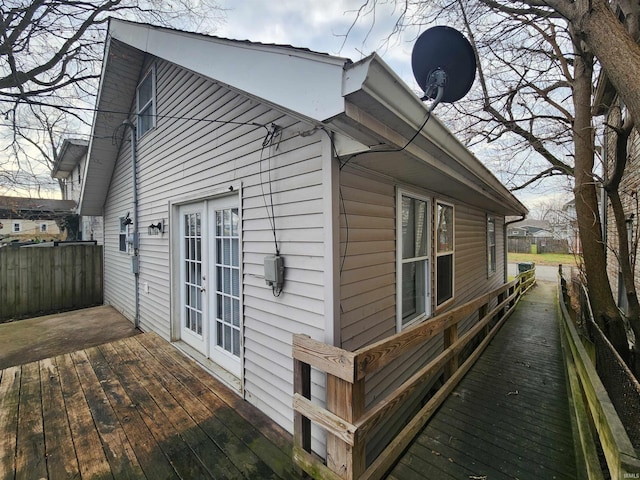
[480,303,489,337]
[444,324,459,379]
[326,374,365,479]
[294,358,311,453]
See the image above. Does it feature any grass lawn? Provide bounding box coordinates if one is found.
[507,252,581,267]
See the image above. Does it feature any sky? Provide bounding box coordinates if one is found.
[213,0,572,214]
[1,0,572,214]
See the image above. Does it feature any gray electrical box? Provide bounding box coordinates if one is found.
[264,255,284,289]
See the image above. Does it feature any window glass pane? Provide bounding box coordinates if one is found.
[138,104,154,135]
[437,254,453,305]
[488,216,496,274]
[414,199,427,257]
[216,210,222,236]
[232,330,240,356]
[437,203,454,252]
[402,260,426,325]
[402,196,414,260]
[138,73,153,107]
[231,208,239,236]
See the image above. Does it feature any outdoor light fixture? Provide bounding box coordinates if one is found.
[148,220,163,236]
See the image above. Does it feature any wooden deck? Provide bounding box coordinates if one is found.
[388,281,578,480]
[0,332,298,479]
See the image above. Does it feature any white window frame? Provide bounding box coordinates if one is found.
[13,222,21,233]
[396,190,431,331]
[119,217,129,253]
[435,201,455,307]
[487,215,496,276]
[136,66,156,138]
[40,223,48,233]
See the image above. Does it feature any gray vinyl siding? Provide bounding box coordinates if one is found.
[339,167,396,351]
[102,58,327,447]
[338,165,509,461]
[452,204,506,334]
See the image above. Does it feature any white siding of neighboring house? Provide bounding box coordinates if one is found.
[0,219,61,237]
[338,164,508,460]
[102,57,329,451]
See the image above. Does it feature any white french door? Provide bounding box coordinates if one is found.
[209,198,241,376]
[178,195,241,377]
[180,203,206,353]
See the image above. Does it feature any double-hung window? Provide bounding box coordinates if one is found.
[398,193,430,329]
[137,67,155,137]
[436,201,454,306]
[119,217,129,253]
[487,215,496,276]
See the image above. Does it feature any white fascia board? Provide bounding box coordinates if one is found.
[109,19,347,121]
[342,53,527,215]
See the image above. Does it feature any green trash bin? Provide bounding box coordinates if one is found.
[518,262,534,273]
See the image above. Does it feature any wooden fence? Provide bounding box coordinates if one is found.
[0,245,103,321]
[292,269,536,480]
[508,236,570,254]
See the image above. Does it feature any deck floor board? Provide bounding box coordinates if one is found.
[0,332,298,479]
[390,281,578,479]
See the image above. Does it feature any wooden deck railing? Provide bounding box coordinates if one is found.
[558,267,640,480]
[292,269,536,480]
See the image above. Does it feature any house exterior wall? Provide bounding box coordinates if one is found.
[101,57,330,450]
[338,164,507,458]
[0,218,61,238]
[604,104,640,308]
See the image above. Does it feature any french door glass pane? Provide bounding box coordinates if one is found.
[184,212,203,335]
[214,207,241,358]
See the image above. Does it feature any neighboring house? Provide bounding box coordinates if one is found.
[593,71,640,314]
[506,218,552,237]
[506,218,569,254]
[51,139,103,244]
[79,19,527,457]
[0,196,75,242]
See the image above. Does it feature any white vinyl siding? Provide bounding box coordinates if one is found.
[103,141,136,322]
[102,58,327,451]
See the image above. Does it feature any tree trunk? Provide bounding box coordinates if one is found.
[572,39,631,363]
[574,0,640,131]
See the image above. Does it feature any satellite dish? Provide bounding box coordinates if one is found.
[411,26,476,104]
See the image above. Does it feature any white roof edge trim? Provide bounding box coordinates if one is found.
[342,53,527,215]
[108,19,347,121]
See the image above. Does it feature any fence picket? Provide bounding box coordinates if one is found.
[0,245,103,321]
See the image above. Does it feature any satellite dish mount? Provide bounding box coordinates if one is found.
[411,26,476,110]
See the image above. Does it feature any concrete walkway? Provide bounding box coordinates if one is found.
[0,306,139,369]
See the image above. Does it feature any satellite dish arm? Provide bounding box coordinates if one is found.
[421,68,447,112]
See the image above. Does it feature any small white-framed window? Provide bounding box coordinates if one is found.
[397,191,431,330]
[436,201,454,306]
[119,217,129,253]
[487,215,496,276]
[40,223,48,233]
[136,67,155,138]
[13,222,21,233]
